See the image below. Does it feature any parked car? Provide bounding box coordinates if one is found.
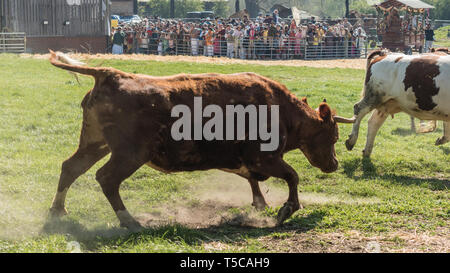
[120,15,142,24]
[186,11,215,22]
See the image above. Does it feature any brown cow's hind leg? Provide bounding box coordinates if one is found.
[50,115,110,218]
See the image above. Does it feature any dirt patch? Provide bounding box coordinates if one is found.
[0,192,46,239]
[257,228,450,253]
[136,171,380,229]
[137,171,279,229]
[21,53,367,70]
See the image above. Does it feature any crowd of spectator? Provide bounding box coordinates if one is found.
[111,11,368,60]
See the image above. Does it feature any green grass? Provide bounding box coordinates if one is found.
[435,25,450,48]
[0,54,448,253]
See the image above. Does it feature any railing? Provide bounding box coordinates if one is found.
[119,36,369,60]
[0,33,26,53]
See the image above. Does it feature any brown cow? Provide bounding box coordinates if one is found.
[48,51,352,230]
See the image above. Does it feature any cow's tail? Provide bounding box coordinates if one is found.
[366,49,388,70]
[49,50,115,78]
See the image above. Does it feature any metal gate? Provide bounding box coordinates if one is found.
[0,32,26,53]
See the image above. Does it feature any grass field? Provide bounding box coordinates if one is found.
[0,54,448,253]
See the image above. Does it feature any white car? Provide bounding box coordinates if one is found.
[121,15,142,25]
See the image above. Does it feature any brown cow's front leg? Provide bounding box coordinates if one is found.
[247,178,268,210]
[251,157,301,225]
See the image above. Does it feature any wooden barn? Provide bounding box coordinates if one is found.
[0,0,111,53]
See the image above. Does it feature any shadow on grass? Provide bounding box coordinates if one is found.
[341,157,449,191]
[439,146,450,155]
[41,209,326,252]
[391,126,442,136]
[341,157,377,178]
[377,174,449,191]
[391,127,415,136]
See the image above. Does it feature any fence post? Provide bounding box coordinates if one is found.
[305,45,308,60]
[365,42,368,58]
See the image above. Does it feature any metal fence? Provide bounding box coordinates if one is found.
[0,32,26,53]
[122,36,369,60]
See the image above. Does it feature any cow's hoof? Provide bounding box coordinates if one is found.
[435,137,449,146]
[252,196,268,211]
[362,150,372,158]
[276,202,300,226]
[345,139,355,151]
[49,207,68,218]
[252,201,268,211]
[120,220,143,232]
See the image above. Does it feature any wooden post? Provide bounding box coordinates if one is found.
[0,0,3,32]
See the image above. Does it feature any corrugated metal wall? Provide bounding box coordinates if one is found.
[0,0,109,37]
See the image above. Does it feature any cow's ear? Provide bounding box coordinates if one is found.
[319,103,332,121]
[301,97,308,105]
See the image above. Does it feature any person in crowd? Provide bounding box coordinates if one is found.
[225,24,235,58]
[109,15,366,61]
[353,24,367,57]
[190,24,200,56]
[204,27,214,57]
[112,27,125,54]
[272,9,280,25]
[424,24,434,53]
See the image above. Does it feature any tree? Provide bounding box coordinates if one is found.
[434,0,450,19]
[345,0,349,17]
[138,0,203,18]
[170,0,175,17]
[212,1,229,18]
[245,0,261,18]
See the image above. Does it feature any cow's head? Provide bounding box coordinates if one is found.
[298,99,354,173]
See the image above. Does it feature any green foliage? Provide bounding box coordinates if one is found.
[212,0,229,18]
[350,0,377,15]
[434,0,450,20]
[138,0,204,18]
[434,25,450,47]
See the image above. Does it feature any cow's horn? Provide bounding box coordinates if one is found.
[333,116,356,123]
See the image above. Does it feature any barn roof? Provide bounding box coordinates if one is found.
[377,0,434,9]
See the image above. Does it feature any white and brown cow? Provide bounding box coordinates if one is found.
[410,48,449,134]
[345,49,450,157]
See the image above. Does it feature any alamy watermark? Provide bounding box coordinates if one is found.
[170,97,280,151]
